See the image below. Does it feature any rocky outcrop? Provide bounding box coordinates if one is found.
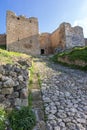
[0,63,29,110]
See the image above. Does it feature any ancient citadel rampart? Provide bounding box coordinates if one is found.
[6,11,40,55]
[0,10,86,55]
[39,23,85,54]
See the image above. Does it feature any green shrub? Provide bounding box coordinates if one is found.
[8,106,36,130]
[0,108,6,130]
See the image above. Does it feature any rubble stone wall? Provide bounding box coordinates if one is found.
[0,64,29,109]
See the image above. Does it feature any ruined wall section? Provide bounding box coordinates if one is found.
[85,38,87,46]
[0,34,6,45]
[65,23,85,48]
[51,23,66,53]
[39,33,52,54]
[50,23,85,53]
[6,11,40,55]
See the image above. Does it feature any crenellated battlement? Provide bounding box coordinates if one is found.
[7,11,38,23]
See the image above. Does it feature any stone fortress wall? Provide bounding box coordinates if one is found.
[51,23,66,53]
[39,23,85,54]
[0,10,86,55]
[85,38,87,46]
[65,23,85,48]
[6,11,40,55]
[0,34,6,45]
[39,33,53,54]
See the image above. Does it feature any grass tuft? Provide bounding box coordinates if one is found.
[0,49,31,64]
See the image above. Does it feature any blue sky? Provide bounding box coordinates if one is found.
[0,0,87,37]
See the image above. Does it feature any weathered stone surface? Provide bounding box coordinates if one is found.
[38,121,46,130]
[0,34,6,46]
[33,56,87,130]
[0,63,30,109]
[51,23,85,54]
[18,58,32,68]
[0,66,4,73]
[85,38,87,45]
[39,33,52,54]
[0,82,2,88]
[65,23,85,48]
[13,92,19,98]
[31,89,42,101]
[7,11,40,56]
[18,75,24,82]
[20,88,28,99]
[21,99,28,106]
[2,88,13,94]
[54,126,60,130]
[3,100,11,108]
[3,78,15,88]
[14,98,22,106]
[0,95,5,102]
[51,23,66,53]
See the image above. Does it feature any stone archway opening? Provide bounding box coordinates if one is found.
[41,49,45,55]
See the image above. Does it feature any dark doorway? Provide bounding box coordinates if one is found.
[41,49,45,55]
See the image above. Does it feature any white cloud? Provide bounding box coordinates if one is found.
[73,18,87,38]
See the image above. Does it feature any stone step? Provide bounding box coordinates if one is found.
[33,121,46,130]
[31,83,40,89]
[32,101,43,109]
[31,89,42,101]
[33,108,47,130]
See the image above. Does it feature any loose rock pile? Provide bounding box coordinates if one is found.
[0,63,29,109]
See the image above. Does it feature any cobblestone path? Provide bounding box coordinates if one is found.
[34,56,87,130]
